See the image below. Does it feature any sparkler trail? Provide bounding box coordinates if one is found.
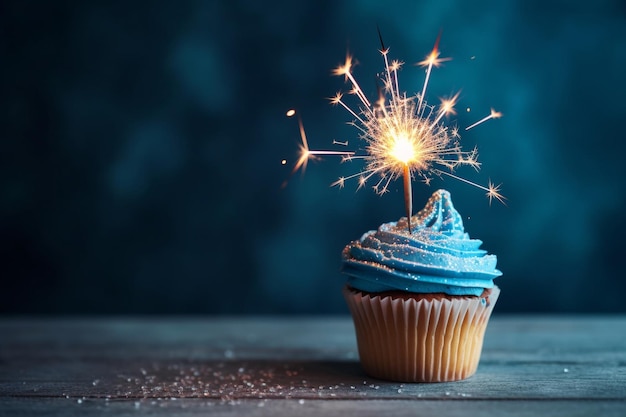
[286,32,504,230]
[281,111,354,189]
[465,108,503,131]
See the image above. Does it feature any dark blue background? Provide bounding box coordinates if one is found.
[2,1,625,314]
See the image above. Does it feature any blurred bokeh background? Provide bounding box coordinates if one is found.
[2,0,625,314]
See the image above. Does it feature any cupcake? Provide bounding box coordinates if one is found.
[342,189,502,382]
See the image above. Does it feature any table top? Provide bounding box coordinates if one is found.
[1,315,625,416]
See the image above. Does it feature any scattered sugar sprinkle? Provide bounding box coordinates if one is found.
[104,362,337,401]
[98,361,449,403]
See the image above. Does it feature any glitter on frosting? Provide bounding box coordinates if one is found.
[342,189,502,296]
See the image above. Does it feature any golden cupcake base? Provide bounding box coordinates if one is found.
[343,285,500,382]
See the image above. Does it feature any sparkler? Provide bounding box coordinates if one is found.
[286,32,504,231]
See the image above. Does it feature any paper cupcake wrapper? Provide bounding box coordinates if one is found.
[343,285,500,382]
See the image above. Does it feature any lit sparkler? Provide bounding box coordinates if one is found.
[286,32,504,231]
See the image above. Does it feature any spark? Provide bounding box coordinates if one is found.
[486,180,506,206]
[286,32,504,227]
[416,31,451,113]
[436,170,506,206]
[333,55,371,107]
[282,110,354,188]
[466,108,502,131]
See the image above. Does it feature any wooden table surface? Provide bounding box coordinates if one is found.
[1,316,625,416]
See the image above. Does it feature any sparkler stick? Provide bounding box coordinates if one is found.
[403,164,412,232]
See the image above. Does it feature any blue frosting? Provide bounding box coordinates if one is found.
[342,189,502,296]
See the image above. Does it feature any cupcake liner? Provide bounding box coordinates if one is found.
[343,285,500,382]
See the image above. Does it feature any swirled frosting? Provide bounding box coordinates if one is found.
[342,189,501,296]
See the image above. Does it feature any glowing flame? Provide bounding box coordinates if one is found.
[389,132,417,165]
